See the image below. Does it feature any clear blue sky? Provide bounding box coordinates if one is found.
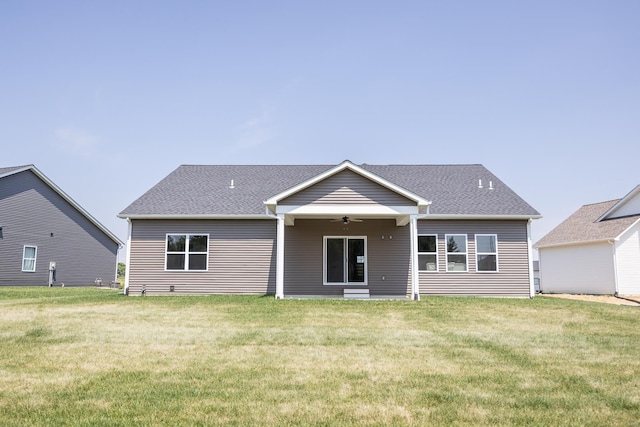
[2,0,639,257]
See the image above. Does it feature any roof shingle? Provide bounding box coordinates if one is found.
[534,200,640,248]
[119,163,540,217]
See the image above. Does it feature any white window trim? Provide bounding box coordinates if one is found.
[445,234,468,272]
[323,236,368,286]
[164,233,209,272]
[22,245,37,272]
[475,234,499,273]
[417,234,438,272]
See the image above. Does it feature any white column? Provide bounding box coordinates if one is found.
[409,215,420,300]
[275,214,285,299]
[527,219,534,298]
[610,240,619,296]
[124,218,132,295]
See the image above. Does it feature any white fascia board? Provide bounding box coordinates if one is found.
[16,165,125,246]
[275,204,420,216]
[422,214,542,220]
[264,162,351,205]
[263,160,431,208]
[118,214,275,220]
[534,238,615,250]
[596,185,640,222]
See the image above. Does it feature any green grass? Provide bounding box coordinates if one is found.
[0,288,638,426]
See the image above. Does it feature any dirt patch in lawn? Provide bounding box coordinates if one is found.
[541,293,640,306]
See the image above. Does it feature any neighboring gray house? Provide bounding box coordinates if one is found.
[535,186,640,296]
[119,160,540,299]
[0,165,123,287]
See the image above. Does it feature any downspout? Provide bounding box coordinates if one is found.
[123,218,132,295]
[527,219,535,298]
[409,215,420,300]
[609,240,619,296]
[275,214,285,299]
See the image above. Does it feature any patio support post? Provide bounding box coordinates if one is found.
[410,215,420,300]
[275,214,285,299]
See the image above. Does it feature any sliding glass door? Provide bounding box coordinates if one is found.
[324,237,367,285]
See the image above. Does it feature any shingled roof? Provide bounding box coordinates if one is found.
[535,199,640,248]
[0,165,30,177]
[119,163,540,218]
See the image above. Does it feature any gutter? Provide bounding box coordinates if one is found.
[424,214,542,220]
[117,214,275,220]
[535,238,618,250]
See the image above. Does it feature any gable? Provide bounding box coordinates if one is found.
[0,170,120,252]
[0,166,123,246]
[280,169,416,207]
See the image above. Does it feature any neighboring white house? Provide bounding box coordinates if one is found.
[534,185,640,296]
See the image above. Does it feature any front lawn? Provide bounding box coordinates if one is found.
[0,288,638,426]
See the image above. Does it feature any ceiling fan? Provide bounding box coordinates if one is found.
[331,216,363,224]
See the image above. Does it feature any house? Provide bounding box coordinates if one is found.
[534,186,640,296]
[118,160,540,299]
[0,165,123,287]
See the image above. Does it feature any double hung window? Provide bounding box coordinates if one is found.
[165,234,209,271]
[22,246,37,272]
[445,234,467,272]
[476,234,498,272]
[417,235,438,271]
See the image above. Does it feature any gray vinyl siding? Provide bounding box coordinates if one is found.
[284,219,411,297]
[417,220,531,297]
[0,170,119,286]
[280,169,415,206]
[127,219,276,295]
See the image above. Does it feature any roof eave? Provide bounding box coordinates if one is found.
[536,217,640,249]
[422,214,542,220]
[118,214,275,220]
[535,238,616,250]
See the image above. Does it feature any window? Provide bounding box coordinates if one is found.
[324,236,367,285]
[418,235,438,271]
[22,246,37,272]
[445,234,467,272]
[476,234,498,272]
[165,234,208,271]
